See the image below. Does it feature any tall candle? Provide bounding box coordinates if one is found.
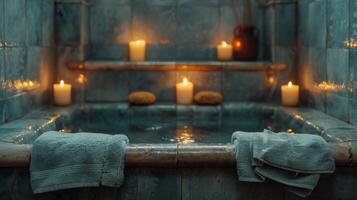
[176,78,194,105]
[129,40,146,61]
[53,80,72,106]
[217,41,233,61]
[281,81,299,106]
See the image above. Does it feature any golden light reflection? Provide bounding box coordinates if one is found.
[175,125,195,144]
[344,38,357,48]
[287,128,295,134]
[59,128,72,133]
[3,80,40,91]
[315,81,346,92]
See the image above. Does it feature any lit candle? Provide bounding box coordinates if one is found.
[129,40,146,61]
[53,80,72,106]
[176,78,194,105]
[217,41,233,61]
[281,81,299,107]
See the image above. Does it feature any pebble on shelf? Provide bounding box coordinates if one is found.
[128,91,156,105]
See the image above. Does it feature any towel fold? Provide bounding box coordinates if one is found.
[232,130,335,197]
[30,131,129,194]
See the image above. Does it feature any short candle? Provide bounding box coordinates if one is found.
[176,78,194,105]
[217,41,233,61]
[129,40,146,61]
[53,80,72,106]
[281,81,299,107]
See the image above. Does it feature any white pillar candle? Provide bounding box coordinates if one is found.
[217,41,233,61]
[53,80,72,106]
[129,40,146,61]
[176,78,194,105]
[281,81,299,107]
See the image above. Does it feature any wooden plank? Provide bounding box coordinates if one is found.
[67,61,287,72]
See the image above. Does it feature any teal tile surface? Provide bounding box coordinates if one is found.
[177,6,219,45]
[327,0,349,48]
[0,0,55,125]
[275,4,296,46]
[132,6,176,44]
[56,4,81,45]
[0,0,3,44]
[89,5,131,44]
[326,49,349,96]
[42,0,55,47]
[308,0,327,48]
[4,0,26,46]
[26,0,42,46]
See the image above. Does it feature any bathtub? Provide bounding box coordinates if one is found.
[0,103,357,199]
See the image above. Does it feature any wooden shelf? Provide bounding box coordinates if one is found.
[67,61,287,72]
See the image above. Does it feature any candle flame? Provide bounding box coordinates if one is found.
[183,78,188,85]
[221,41,227,47]
[135,40,145,45]
[288,81,293,87]
[60,80,65,86]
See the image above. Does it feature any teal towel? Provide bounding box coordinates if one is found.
[30,131,129,194]
[231,130,335,198]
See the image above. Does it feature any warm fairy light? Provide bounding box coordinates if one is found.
[4,80,41,91]
[288,81,293,87]
[236,40,242,48]
[315,81,346,92]
[344,38,357,48]
[75,74,87,85]
[60,80,65,86]
[266,75,276,86]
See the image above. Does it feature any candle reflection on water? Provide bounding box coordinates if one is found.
[175,125,195,144]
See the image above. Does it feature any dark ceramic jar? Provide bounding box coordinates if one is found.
[232,25,259,61]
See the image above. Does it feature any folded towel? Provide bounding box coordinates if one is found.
[231,130,335,197]
[30,131,129,194]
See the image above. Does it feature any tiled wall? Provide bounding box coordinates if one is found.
[298,0,357,125]
[55,0,297,103]
[0,0,55,125]
[264,1,297,89]
[60,0,267,61]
